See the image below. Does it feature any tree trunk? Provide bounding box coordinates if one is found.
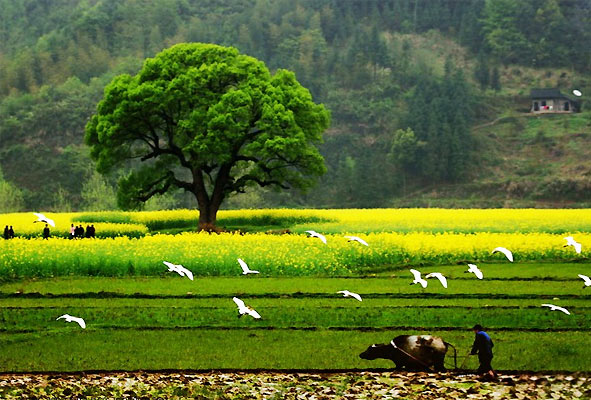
[197,201,219,232]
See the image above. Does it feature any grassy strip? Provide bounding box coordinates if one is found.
[0,329,589,372]
[2,297,591,308]
[0,305,587,331]
[2,276,589,296]
[73,210,334,231]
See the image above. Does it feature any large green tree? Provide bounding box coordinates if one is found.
[85,43,330,230]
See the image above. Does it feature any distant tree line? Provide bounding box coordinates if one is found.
[0,0,589,210]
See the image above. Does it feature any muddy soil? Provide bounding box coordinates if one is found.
[0,371,590,399]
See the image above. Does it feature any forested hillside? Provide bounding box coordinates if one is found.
[1,0,590,211]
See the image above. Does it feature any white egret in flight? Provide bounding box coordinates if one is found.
[163,261,194,281]
[425,272,448,288]
[337,290,363,302]
[578,274,591,288]
[573,89,582,97]
[492,247,513,262]
[306,230,327,244]
[409,269,428,288]
[564,236,582,254]
[466,264,484,280]
[232,297,261,319]
[33,213,55,227]
[56,314,86,329]
[344,236,369,246]
[238,258,259,275]
[541,304,570,315]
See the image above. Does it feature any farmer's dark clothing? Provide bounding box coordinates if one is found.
[42,226,50,239]
[3,226,8,239]
[471,330,494,374]
[8,226,14,238]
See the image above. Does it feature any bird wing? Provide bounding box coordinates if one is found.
[350,292,362,301]
[56,314,69,321]
[437,274,448,288]
[247,308,261,319]
[542,304,570,314]
[578,274,591,285]
[468,264,483,279]
[317,233,327,244]
[426,273,447,288]
[46,217,55,227]
[409,269,422,280]
[163,261,176,271]
[305,230,317,236]
[564,236,575,245]
[237,258,250,274]
[474,268,483,279]
[492,247,513,262]
[574,242,582,254]
[72,317,86,328]
[345,236,368,246]
[557,306,571,315]
[33,212,45,221]
[233,297,246,309]
[178,265,194,281]
[337,290,348,296]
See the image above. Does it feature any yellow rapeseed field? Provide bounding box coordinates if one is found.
[66,208,591,233]
[0,229,587,279]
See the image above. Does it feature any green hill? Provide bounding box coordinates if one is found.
[0,0,590,211]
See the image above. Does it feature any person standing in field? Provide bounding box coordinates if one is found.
[70,224,75,239]
[470,324,496,379]
[42,223,50,239]
[8,226,14,238]
[3,226,8,239]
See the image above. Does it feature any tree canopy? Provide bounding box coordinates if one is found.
[85,43,330,229]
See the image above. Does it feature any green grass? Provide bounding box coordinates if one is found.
[1,269,591,372]
[1,329,589,372]
[2,273,589,296]
[1,302,588,331]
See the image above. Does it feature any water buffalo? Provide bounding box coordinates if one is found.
[359,335,456,371]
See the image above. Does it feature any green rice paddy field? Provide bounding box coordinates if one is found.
[1,270,590,372]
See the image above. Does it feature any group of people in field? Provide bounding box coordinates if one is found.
[70,224,96,239]
[2,223,97,239]
[2,225,15,239]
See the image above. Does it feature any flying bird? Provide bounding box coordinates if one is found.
[578,274,591,288]
[492,247,513,262]
[33,212,55,227]
[564,236,582,254]
[56,314,86,329]
[573,89,582,97]
[337,290,363,302]
[344,236,369,246]
[237,258,259,275]
[409,269,428,288]
[163,261,194,281]
[466,263,483,280]
[232,297,261,319]
[306,230,327,244]
[541,304,570,315]
[425,272,448,288]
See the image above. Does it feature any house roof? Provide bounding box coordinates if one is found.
[530,88,575,100]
